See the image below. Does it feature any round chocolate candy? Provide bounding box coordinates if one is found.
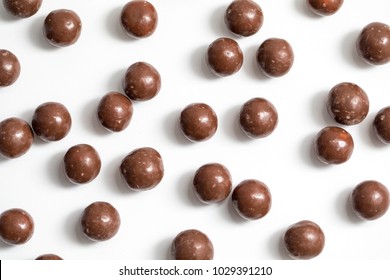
[179,103,218,142]
[171,229,214,260]
[314,126,354,164]
[2,0,42,18]
[373,106,390,144]
[122,62,161,101]
[283,220,325,260]
[232,179,271,220]
[32,102,72,141]
[0,208,34,245]
[97,91,133,132]
[0,117,34,159]
[0,49,21,87]
[351,180,390,220]
[193,163,232,203]
[207,37,243,77]
[327,82,369,125]
[224,0,263,37]
[239,97,278,139]
[120,0,158,38]
[256,38,294,77]
[43,9,82,47]
[306,0,344,16]
[35,254,63,260]
[81,201,121,241]
[357,22,390,65]
[120,147,164,191]
[63,144,101,184]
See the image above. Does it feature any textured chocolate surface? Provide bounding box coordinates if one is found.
[0,117,33,159]
[0,208,34,245]
[307,0,344,16]
[0,49,20,87]
[171,229,214,260]
[373,106,390,144]
[35,254,63,260]
[3,0,42,18]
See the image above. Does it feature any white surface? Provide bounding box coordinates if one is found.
[1,0,390,260]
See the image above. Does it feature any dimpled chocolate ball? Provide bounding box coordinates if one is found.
[123,62,161,101]
[357,22,390,65]
[283,220,325,260]
[43,9,82,47]
[256,38,294,77]
[373,106,390,144]
[2,0,42,18]
[32,102,72,141]
[327,82,369,125]
[63,144,101,184]
[239,97,278,139]
[180,103,218,142]
[306,0,343,16]
[120,147,164,191]
[35,254,63,260]
[193,163,232,203]
[97,91,133,132]
[224,0,263,37]
[0,49,20,87]
[0,208,34,245]
[120,0,158,38]
[314,126,354,164]
[351,180,390,220]
[207,37,243,77]
[81,201,121,241]
[0,117,34,159]
[171,229,214,260]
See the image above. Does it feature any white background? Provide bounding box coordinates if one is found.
[1,0,390,260]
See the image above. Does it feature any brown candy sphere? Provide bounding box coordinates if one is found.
[97,92,133,132]
[239,97,278,139]
[2,0,42,18]
[256,38,294,77]
[351,180,390,221]
[0,117,34,159]
[327,82,369,125]
[43,9,82,47]
[32,102,72,141]
[123,62,161,101]
[120,0,158,38]
[224,0,263,37]
[207,37,243,77]
[314,126,354,164]
[35,254,63,260]
[357,22,390,65]
[0,49,20,87]
[373,106,390,144]
[180,103,218,142]
[63,144,101,184]
[120,147,164,191]
[81,201,121,241]
[0,208,34,245]
[306,0,343,16]
[171,229,214,260]
[193,163,232,204]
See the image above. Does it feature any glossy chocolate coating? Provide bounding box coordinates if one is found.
[373,106,390,144]
[0,117,33,159]
[256,38,294,77]
[327,82,369,125]
[120,147,164,191]
[207,37,243,77]
[123,62,161,101]
[351,180,390,220]
[32,102,72,141]
[120,0,158,38]
[97,91,133,132]
[35,254,63,260]
[224,0,263,37]
[81,201,121,241]
[0,208,34,245]
[171,229,214,260]
[357,22,390,65]
[180,103,218,142]
[0,49,20,87]
[283,220,325,260]
[43,9,82,47]
[193,163,232,203]
[232,179,271,220]
[306,0,343,16]
[63,144,101,184]
[314,126,354,164]
[3,0,42,18]
[239,97,278,138]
